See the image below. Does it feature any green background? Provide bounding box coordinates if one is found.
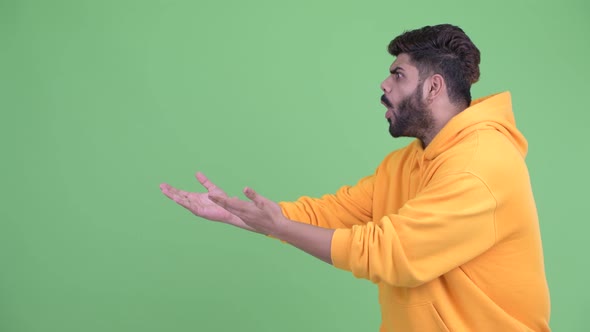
[2,0,588,331]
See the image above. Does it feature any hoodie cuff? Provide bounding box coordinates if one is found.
[331,228,353,270]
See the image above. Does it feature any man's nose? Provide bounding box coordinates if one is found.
[380,78,390,93]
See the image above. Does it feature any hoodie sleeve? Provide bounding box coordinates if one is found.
[278,174,375,229]
[330,172,497,287]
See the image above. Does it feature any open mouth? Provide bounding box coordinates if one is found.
[381,95,394,120]
[381,95,393,108]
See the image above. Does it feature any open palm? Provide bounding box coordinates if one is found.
[160,172,257,232]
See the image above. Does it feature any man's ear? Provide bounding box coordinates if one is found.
[424,74,445,103]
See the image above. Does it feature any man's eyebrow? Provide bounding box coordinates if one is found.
[389,66,404,74]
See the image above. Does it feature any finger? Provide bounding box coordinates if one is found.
[196,172,218,191]
[160,183,176,198]
[209,194,251,214]
[208,194,232,209]
[160,184,191,207]
[243,187,266,209]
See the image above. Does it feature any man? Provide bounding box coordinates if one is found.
[160,24,551,331]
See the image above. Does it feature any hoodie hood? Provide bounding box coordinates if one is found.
[423,91,528,160]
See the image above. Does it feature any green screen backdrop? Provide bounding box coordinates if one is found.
[2,0,588,331]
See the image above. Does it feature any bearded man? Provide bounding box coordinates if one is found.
[161,24,551,332]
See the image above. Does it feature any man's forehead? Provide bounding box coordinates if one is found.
[390,53,415,70]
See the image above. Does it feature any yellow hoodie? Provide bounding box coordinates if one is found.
[279,91,551,331]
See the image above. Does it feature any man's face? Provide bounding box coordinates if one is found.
[380,53,434,140]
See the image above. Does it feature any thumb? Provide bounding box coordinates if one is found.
[243,187,266,209]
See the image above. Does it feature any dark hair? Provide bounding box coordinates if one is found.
[388,24,481,106]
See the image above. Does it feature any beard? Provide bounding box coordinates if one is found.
[387,83,435,141]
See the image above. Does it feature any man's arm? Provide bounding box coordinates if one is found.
[275,220,335,265]
[330,172,497,287]
[211,172,497,288]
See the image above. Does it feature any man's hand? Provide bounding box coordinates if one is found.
[162,174,334,264]
[160,172,259,233]
[209,187,289,237]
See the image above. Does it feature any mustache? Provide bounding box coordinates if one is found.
[381,95,393,108]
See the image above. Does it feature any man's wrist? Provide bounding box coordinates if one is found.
[270,217,292,240]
